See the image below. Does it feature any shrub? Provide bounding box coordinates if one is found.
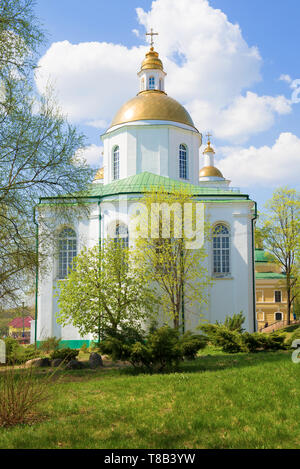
[179,331,208,360]
[242,332,266,352]
[146,326,182,371]
[214,328,246,353]
[39,337,61,353]
[200,323,245,353]
[3,339,40,365]
[285,327,300,348]
[4,338,19,363]
[50,348,79,362]
[0,365,54,427]
[80,343,89,354]
[99,326,202,372]
[266,332,287,350]
[223,312,246,333]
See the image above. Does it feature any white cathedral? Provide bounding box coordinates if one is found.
[34,43,256,348]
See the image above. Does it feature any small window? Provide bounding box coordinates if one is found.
[149,76,155,89]
[159,78,163,90]
[113,146,120,180]
[58,228,77,279]
[275,291,281,303]
[141,77,145,91]
[213,224,230,276]
[179,144,188,179]
[275,312,283,321]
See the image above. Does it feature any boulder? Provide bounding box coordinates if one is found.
[51,358,63,368]
[25,357,51,367]
[89,352,103,369]
[65,359,85,370]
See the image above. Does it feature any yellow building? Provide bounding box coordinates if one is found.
[8,316,33,343]
[255,249,292,330]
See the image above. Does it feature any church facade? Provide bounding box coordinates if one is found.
[34,45,257,347]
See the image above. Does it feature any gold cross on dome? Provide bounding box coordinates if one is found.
[146,28,158,48]
[206,132,212,143]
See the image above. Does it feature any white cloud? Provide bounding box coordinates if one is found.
[189,92,292,143]
[85,119,108,129]
[36,40,143,123]
[279,74,292,84]
[75,144,103,168]
[217,133,300,186]
[136,0,261,107]
[35,0,293,143]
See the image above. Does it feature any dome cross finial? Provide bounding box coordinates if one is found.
[146,28,158,48]
[206,132,212,144]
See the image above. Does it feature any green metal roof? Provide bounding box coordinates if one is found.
[254,248,275,263]
[83,172,250,199]
[255,272,286,279]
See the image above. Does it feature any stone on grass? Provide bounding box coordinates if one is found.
[51,358,63,367]
[65,359,85,370]
[25,357,51,367]
[89,352,103,369]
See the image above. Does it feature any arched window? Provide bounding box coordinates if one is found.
[149,76,155,89]
[141,77,145,91]
[179,144,188,179]
[159,78,163,91]
[275,312,283,321]
[213,224,230,276]
[113,146,120,180]
[58,228,77,279]
[115,223,129,248]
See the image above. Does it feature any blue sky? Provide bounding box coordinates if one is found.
[34,0,300,210]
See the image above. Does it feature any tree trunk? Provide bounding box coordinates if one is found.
[287,285,291,326]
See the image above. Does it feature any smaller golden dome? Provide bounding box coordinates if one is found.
[203,141,215,154]
[199,166,224,178]
[94,167,104,180]
[140,47,163,72]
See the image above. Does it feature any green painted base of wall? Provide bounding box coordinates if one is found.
[36,339,93,350]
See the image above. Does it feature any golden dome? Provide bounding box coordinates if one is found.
[199,166,224,178]
[140,47,163,71]
[109,90,196,129]
[94,167,104,180]
[203,141,215,154]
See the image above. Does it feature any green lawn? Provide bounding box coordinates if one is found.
[1,349,300,449]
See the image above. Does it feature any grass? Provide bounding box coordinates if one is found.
[0,348,300,449]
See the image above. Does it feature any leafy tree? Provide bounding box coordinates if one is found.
[0,1,93,305]
[56,239,158,341]
[260,188,300,325]
[0,0,43,74]
[132,187,212,330]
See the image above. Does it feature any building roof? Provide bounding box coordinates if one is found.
[254,248,275,263]
[85,171,250,199]
[8,316,34,328]
[255,272,287,280]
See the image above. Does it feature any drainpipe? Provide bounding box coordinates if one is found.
[98,198,102,344]
[33,204,39,348]
[251,201,258,332]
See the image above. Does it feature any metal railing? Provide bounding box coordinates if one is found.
[259,319,300,334]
